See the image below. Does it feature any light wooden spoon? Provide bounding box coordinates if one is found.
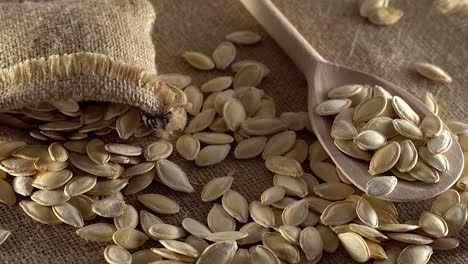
[240,0,463,202]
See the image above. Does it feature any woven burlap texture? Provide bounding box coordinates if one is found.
[0,0,187,138]
[1,0,468,263]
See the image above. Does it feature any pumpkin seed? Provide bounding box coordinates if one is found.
[313,183,355,201]
[386,233,433,244]
[149,224,186,240]
[144,140,173,161]
[231,249,250,264]
[308,141,329,162]
[185,235,209,254]
[116,109,140,139]
[443,203,467,236]
[12,176,33,196]
[446,120,468,135]
[19,200,62,225]
[0,229,11,246]
[88,178,128,196]
[431,237,460,250]
[431,189,460,216]
[124,169,155,195]
[261,186,286,206]
[238,222,269,245]
[234,136,267,159]
[160,240,199,258]
[284,139,308,163]
[354,96,387,123]
[131,250,162,264]
[241,117,287,136]
[181,218,212,239]
[52,202,84,228]
[365,176,398,197]
[206,231,248,242]
[368,7,404,26]
[299,227,323,261]
[214,89,235,116]
[338,232,370,263]
[207,204,236,232]
[156,159,193,193]
[201,76,233,93]
[254,96,277,118]
[86,139,110,165]
[265,156,303,177]
[249,201,275,228]
[138,194,179,215]
[427,129,452,154]
[408,160,440,183]
[359,0,389,17]
[195,144,231,167]
[92,198,126,218]
[334,139,372,161]
[356,198,379,227]
[222,189,249,223]
[281,199,309,226]
[320,201,357,225]
[182,51,215,70]
[185,85,204,116]
[196,241,237,264]
[69,153,123,178]
[113,228,149,249]
[12,145,47,160]
[316,99,352,116]
[418,146,449,172]
[273,174,308,197]
[31,190,70,206]
[262,232,300,263]
[354,130,387,150]
[193,132,234,145]
[151,248,195,262]
[32,170,73,190]
[0,179,16,205]
[249,245,281,264]
[397,245,433,264]
[140,210,164,238]
[278,225,301,245]
[226,31,261,45]
[363,117,398,138]
[232,60,270,77]
[176,134,200,161]
[369,142,401,175]
[159,73,192,89]
[104,245,131,264]
[415,63,452,83]
[64,141,88,154]
[262,130,296,159]
[223,99,246,131]
[201,175,234,202]
[392,96,420,125]
[365,239,387,259]
[212,41,236,70]
[395,139,418,172]
[69,195,96,221]
[419,211,448,238]
[316,224,340,253]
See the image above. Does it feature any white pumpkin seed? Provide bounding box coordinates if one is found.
[182,51,215,70]
[415,63,452,83]
[138,194,179,215]
[212,41,236,70]
[226,31,261,45]
[195,144,231,167]
[366,176,398,197]
[159,73,192,89]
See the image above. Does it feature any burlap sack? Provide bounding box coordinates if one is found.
[0,0,187,139]
[1,0,467,263]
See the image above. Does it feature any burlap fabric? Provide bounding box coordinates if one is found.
[1,0,467,263]
[0,0,187,138]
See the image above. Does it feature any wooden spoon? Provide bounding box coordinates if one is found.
[240,0,463,202]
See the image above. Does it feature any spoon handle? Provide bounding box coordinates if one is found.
[240,0,328,75]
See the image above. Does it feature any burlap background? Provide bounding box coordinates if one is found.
[1,0,467,263]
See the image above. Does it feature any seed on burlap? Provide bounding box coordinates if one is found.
[12,176,33,196]
[234,136,267,159]
[140,210,164,238]
[273,174,308,198]
[104,143,142,156]
[397,245,433,264]
[316,224,340,253]
[156,159,193,193]
[87,178,128,196]
[0,229,11,246]
[214,89,235,116]
[206,231,248,242]
[115,108,140,139]
[249,245,281,264]
[262,130,296,159]
[201,175,234,202]
[284,139,308,163]
[52,202,84,228]
[32,170,73,191]
[92,198,127,218]
[226,31,261,45]
[69,195,96,221]
[104,245,132,264]
[349,224,388,243]
[159,73,192,89]
[223,99,246,131]
[201,76,233,93]
[0,179,16,205]
[431,237,460,250]
[238,222,269,246]
[182,51,215,70]
[278,225,301,245]
[19,200,62,225]
[31,190,69,206]
[176,134,200,161]
[86,139,110,165]
[193,132,234,145]
[138,194,179,215]
[195,144,231,167]
[241,117,287,136]
[123,170,155,195]
[313,183,355,201]
[185,235,210,254]
[262,232,300,263]
[368,7,404,26]
[320,201,357,226]
[338,232,370,263]
[185,109,217,134]
[207,204,236,232]
[282,199,308,227]
[159,239,199,258]
[212,41,236,70]
[231,60,270,77]
[151,248,195,262]
[143,140,173,161]
[443,203,467,237]
[309,161,341,183]
[69,153,123,178]
[386,233,434,245]
[260,186,286,206]
[114,205,138,230]
[112,228,148,250]
[64,141,88,154]
[265,156,303,177]
[222,189,249,223]
[249,201,275,228]
[131,250,162,263]
[149,224,186,240]
[196,240,238,264]
[415,62,452,84]
[182,218,212,239]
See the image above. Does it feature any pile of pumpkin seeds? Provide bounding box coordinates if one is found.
[0,101,152,141]
[0,30,467,264]
[315,84,457,196]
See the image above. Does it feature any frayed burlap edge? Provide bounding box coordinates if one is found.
[0,52,189,139]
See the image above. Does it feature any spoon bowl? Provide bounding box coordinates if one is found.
[241,0,464,202]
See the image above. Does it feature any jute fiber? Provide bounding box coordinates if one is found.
[1,0,468,263]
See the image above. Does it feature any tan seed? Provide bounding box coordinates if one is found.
[207,204,236,233]
[138,194,179,215]
[113,228,149,249]
[182,51,215,70]
[369,142,401,175]
[397,245,433,264]
[156,159,194,193]
[226,31,261,45]
[176,134,200,161]
[265,156,303,177]
[196,241,237,264]
[338,232,370,263]
[368,7,404,25]
[201,175,234,202]
[415,62,452,83]
[195,144,231,167]
[234,136,267,159]
[149,224,186,240]
[212,41,236,70]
